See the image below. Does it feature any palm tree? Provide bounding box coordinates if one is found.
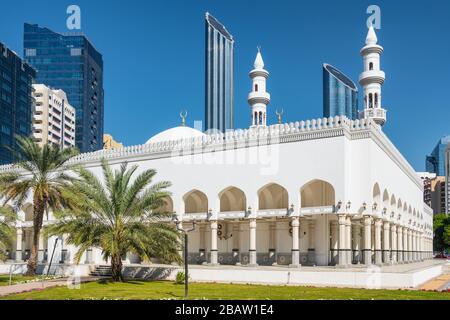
[0,206,16,262]
[0,136,79,275]
[46,159,181,282]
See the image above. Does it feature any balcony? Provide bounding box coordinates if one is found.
[248,91,270,105]
[359,108,387,126]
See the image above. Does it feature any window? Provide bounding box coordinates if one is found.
[369,62,374,70]
[255,84,258,92]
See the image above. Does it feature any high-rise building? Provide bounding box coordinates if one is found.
[32,84,76,149]
[205,12,234,133]
[0,42,36,164]
[23,23,104,153]
[322,64,358,120]
[359,25,387,126]
[426,135,450,176]
[103,134,123,150]
[418,172,446,214]
[446,145,450,214]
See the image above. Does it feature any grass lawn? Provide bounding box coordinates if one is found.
[1,280,450,300]
[0,275,39,286]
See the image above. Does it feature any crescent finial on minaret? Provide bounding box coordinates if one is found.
[180,110,188,127]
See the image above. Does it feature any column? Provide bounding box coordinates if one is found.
[345,216,352,265]
[338,215,347,266]
[391,224,397,264]
[15,228,23,262]
[352,223,361,264]
[308,220,316,265]
[374,219,383,265]
[290,217,300,268]
[363,216,373,265]
[407,229,412,262]
[397,226,403,263]
[199,224,207,264]
[210,220,218,265]
[383,221,391,264]
[232,223,240,265]
[38,233,45,262]
[249,218,258,267]
[414,231,418,261]
[403,228,408,263]
[330,221,339,265]
[268,222,277,265]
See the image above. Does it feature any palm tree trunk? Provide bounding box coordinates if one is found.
[111,254,123,282]
[25,197,45,276]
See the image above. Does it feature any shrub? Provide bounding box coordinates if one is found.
[175,271,187,284]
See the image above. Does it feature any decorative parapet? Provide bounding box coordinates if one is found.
[0,115,422,188]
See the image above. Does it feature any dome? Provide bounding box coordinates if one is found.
[145,126,206,144]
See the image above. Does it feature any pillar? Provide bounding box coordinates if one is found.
[338,215,347,266]
[199,224,207,264]
[232,223,240,265]
[249,219,258,267]
[268,222,277,265]
[290,217,300,268]
[345,216,352,265]
[383,221,391,264]
[330,221,339,265]
[363,216,373,265]
[308,220,316,265]
[15,228,23,262]
[352,223,361,264]
[403,228,408,263]
[407,229,412,262]
[38,233,45,262]
[374,219,383,265]
[210,220,218,265]
[391,224,397,264]
[397,226,403,263]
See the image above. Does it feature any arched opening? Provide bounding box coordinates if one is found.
[374,93,379,108]
[301,180,335,207]
[153,197,174,214]
[373,183,381,205]
[382,190,389,210]
[183,190,208,214]
[258,183,289,210]
[369,93,373,108]
[369,62,374,70]
[23,204,33,222]
[255,84,258,92]
[390,195,396,212]
[219,187,246,212]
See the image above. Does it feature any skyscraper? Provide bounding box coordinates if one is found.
[0,42,36,164]
[426,135,450,176]
[23,23,104,153]
[322,63,358,120]
[205,13,234,133]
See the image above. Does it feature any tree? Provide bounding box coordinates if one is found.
[0,136,79,275]
[0,206,16,261]
[433,214,450,255]
[46,159,181,282]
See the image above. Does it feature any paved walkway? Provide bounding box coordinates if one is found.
[419,263,450,291]
[0,277,98,297]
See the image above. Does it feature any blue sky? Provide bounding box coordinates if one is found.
[0,0,449,171]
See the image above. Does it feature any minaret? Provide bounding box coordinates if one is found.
[359,25,386,126]
[248,48,270,128]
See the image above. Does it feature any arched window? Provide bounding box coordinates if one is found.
[369,62,374,70]
[255,84,258,92]
[369,93,373,108]
[374,93,378,108]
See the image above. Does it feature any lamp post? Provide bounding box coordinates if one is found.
[173,215,196,299]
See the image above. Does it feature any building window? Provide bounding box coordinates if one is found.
[369,93,373,108]
[255,84,258,92]
[369,62,374,70]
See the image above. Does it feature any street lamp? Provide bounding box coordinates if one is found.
[172,215,196,299]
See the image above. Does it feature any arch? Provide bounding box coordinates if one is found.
[219,187,246,212]
[369,93,373,108]
[301,179,335,208]
[397,199,403,211]
[408,205,412,215]
[382,189,389,209]
[153,197,174,214]
[183,190,208,214]
[390,195,396,211]
[403,203,408,214]
[373,183,381,205]
[258,183,289,210]
[369,62,374,70]
[23,204,33,222]
[374,93,379,108]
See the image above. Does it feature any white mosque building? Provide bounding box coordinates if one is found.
[2,26,434,275]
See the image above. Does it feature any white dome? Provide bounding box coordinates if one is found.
[145,126,205,144]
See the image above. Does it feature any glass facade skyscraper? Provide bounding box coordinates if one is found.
[426,135,450,176]
[23,23,104,153]
[205,13,234,133]
[0,42,36,164]
[323,63,358,120]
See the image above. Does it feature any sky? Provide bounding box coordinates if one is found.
[0,0,449,171]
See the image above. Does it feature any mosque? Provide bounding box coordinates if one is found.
[2,25,434,272]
